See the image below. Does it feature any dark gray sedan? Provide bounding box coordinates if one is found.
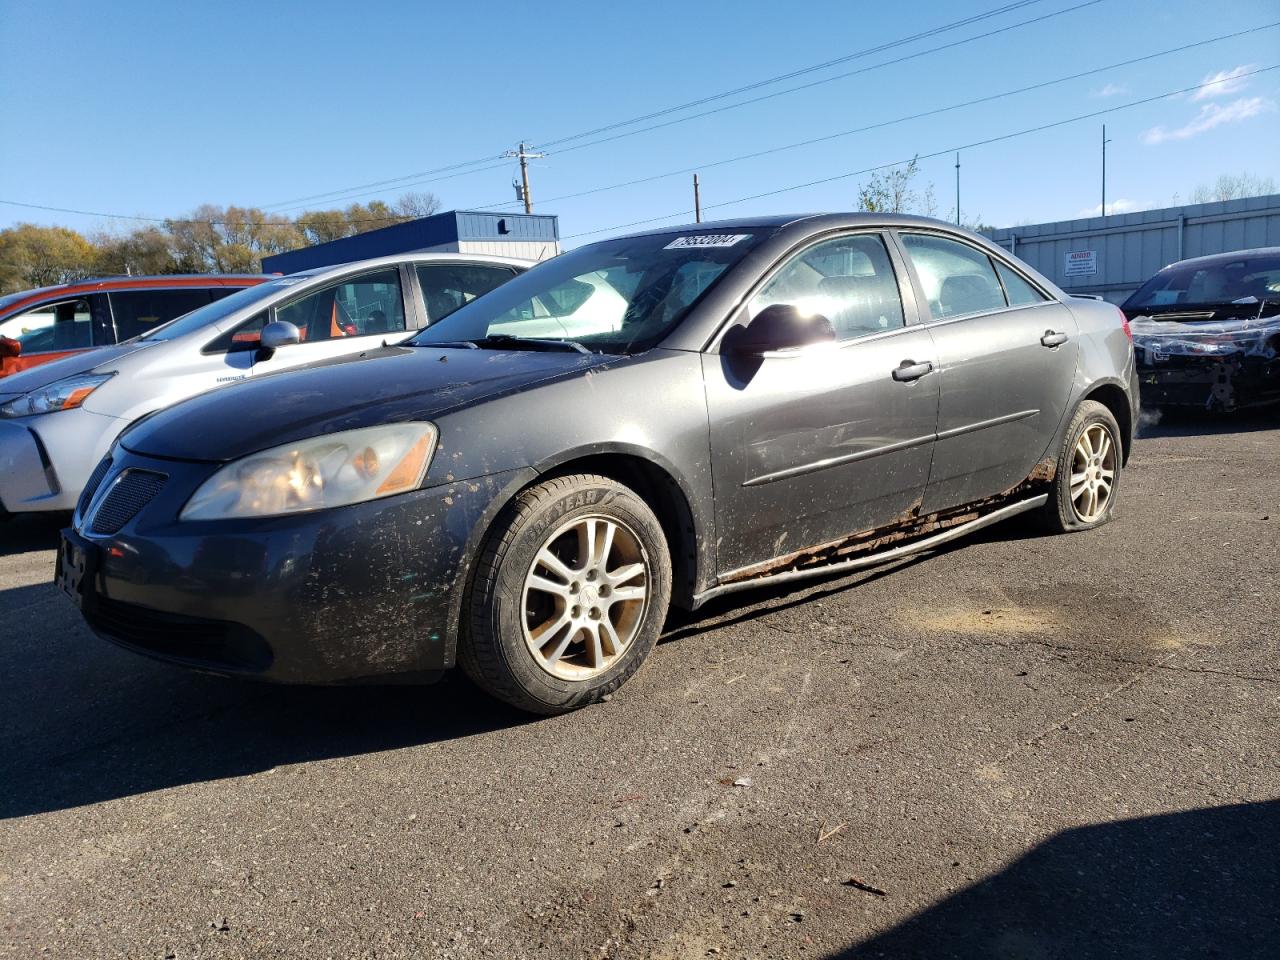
[58,214,1139,713]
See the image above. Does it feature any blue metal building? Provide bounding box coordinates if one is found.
[262,210,560,274]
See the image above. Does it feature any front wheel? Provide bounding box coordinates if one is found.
[459,474,672,714]
[1038,399,1124,533]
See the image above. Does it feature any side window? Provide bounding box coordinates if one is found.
[205,311,271,353]
[900,233,1007,320]
[109,289,216,341]
[0,298,93,352]
[994,261,1048,307]
[750,233,905,339]
[276,269,406,341]
[417,264,517,323]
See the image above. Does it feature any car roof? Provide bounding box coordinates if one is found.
[619,212,971,240]
[0,275,273,317]
[286,250,536,283]
[1157,246,1280,271]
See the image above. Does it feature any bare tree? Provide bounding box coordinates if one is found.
[856,158,937,216]
[393,191,442,219]
[1189,172,1277,204]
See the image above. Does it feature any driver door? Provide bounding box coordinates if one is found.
[703,231,940,576]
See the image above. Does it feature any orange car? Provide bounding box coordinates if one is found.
[0,275,273,378]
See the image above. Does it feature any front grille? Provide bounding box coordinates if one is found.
[78,456,113,517]
[85,597,272,672]
[89,469,167,535]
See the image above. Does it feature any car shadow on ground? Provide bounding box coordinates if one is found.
[0,578,533,820]
[1137,406,1278,439]
[829,799,1280,959]
[0,511,68,558]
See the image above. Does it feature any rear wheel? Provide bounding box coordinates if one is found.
[1039,399,1123,533]
[460,474,671,714]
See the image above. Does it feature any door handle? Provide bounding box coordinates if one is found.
[892,359,933,382]
[1040,330,1069,348]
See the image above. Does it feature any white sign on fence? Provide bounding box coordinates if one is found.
[1064,249,1098,277]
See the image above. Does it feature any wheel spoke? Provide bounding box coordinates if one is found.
[607,562,645,585]
[599,618,622,657]
[1077,430,1094,460]
[543,623,580,665]
[535,548,575,584]
[587,623,605,669]
[527,574,572,600]
[596,521,616,568]
[1095,431,1112,462]
[532,608,572,645]
[610,584,647,603]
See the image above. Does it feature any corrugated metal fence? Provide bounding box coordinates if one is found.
[986,194,1280,303]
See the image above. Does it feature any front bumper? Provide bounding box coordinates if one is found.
[1136,353,1280,411]
[0,408,125,513]
[70,450,532,683]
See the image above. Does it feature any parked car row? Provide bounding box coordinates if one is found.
[9,213,1141,714]
[0,275,272,378]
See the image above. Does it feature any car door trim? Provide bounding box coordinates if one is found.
[743,430,936,487]
[935,408,1040,441]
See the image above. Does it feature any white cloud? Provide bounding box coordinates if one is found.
[1091,82,1128,98]
[1075,199,1150,218]
[1142,96,1276,145]
[1191,64,1255,101]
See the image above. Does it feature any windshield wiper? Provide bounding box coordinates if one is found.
[422,334,592,354]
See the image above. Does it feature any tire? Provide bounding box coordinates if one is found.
[1038,399,1123,534]
[459,473,672,714]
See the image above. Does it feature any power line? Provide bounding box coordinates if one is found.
[3,30,1273,233]
[465,23,1278,212]
[258,0,1080,210]
[559,64,1280,241]
[538,0,1054,148]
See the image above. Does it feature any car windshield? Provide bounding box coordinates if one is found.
[409,230,767,354]
[138,276,312,341]
[1125,253,1280,310]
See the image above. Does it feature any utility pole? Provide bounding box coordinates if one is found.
[1101,124,1112,218]
[693,174,702,223]
[955,153,961,226]
[504,141,545,214]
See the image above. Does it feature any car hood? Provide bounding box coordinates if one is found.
[1129,306,1280,361]
[120,345,617,462]
[0,341,158,394]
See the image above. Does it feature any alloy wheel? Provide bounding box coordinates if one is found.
[1070,423,1116,523]
[521,515,650,681]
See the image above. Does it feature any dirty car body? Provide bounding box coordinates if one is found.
[57,214,1138,705]
[1123,248,1280,411]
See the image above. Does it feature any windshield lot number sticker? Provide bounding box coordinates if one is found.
[665,234,749,249]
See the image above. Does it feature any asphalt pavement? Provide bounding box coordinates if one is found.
[2,410,1277,959]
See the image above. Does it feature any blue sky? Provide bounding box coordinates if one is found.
[1,0,1277,244]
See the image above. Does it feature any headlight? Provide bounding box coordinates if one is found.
[0,372,113,418]
[180,423,438,521]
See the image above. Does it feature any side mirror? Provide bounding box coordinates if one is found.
[731,304,835,355]
[0,336,21,359]
[259,320,301,352]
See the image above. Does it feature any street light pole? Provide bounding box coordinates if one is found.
[955,152,961,226]
[1101,124,1112,218]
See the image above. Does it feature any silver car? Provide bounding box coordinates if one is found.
[0,253,528,517]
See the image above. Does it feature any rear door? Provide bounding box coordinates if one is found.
[894,231,1079,513]
[703,231,940,575]
[107,288,220,342]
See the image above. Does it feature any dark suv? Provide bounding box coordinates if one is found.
[0,275,271,378]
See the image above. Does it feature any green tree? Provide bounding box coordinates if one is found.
[91,226,180,276]
[0,223,96,293]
